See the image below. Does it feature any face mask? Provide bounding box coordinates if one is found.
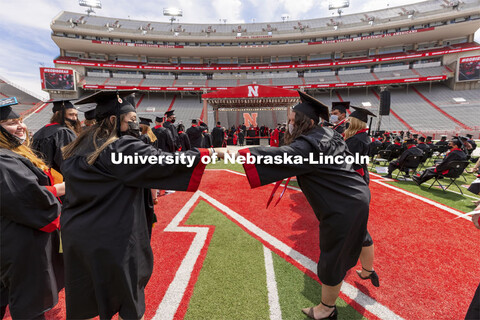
[170,119,176,124]
[447,145,453,149]
[288,123,294,134]
[65,118,77,126]
[15,135,26,144]
[121,121,140,138]
[330,115,339,123]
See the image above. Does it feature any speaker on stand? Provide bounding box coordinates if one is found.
[376,90,391,132]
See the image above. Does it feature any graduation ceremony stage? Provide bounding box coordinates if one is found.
[5,168,478,320]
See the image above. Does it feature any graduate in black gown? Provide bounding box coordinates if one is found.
[232,91,370,320]
[344,106,380,288]
[330,101,350,134]
[211,121,225,147]
[152,116,175,152]
[383,139,423,179]
[163,109,180,150]
[31,100,78,173]
[186,119,207,148]
[177,123,191,151]
[61,91,217,320]
[139,117,158,148]
[0,101,64,319]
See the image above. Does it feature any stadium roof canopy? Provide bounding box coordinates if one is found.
[202,85,299,108]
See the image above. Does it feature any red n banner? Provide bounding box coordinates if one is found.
[243,113,258,127]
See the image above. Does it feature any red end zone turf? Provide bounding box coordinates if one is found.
[4,169,479,319]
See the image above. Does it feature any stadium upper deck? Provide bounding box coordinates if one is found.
[51,0,480,58]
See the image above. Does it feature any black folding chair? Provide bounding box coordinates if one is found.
[390,147,403,160]
[395,154,423,180]
[428,161,470,194]
[374,150,392,166]
[369,145,383,168]
[418,148,434,170]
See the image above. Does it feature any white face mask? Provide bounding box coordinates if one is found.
[288,123,294,134]
[330,114,339,124]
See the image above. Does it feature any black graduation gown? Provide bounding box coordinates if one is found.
[163,120,180,150]
[31,123,76,173]
[238,127,370,286]
[152,126,175,152]
[186,123,207,148]
[381,141,392,150]
[417,143,429,152]
[333,120,346,135]
[139,134,159,149]
[434,149,467,173]
[345,131,371,185]
[139,134,159,238]
[178,131,191,151]
[203,132,213,148]
[60,136,208,319]
[238,131,245,145]
[211,126,225,147]
[0,148,62,319]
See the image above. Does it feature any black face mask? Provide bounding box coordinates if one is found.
[448,145,454,149]
[170,118,176,124]
[121,121,140,138]
[65,118,77,126]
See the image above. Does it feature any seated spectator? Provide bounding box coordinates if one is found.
[412,139,467,185]
[386,136,404,154]
[435,135,448,146]
[425,136,434,150]
[382,134,392,150]
[383,139,423,179]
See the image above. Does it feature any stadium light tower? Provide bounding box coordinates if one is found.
[163,8,183,32]
[281,14,290,22]
[78,0,102,16]
[328,0,349,17]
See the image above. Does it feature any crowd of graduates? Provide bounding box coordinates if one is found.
[1,90,479,320]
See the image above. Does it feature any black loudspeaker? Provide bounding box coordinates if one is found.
[379,91,391,115]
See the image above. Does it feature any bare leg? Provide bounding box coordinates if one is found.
[358,244,375,277]
[302,282,342,319]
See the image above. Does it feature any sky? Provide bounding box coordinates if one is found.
[0,0,478,100]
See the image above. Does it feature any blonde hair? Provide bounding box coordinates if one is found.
[343,117,367,140]
[84,119,96,127]
[140,124,157,143]
[63,115,124,165]
[0,120,49,171]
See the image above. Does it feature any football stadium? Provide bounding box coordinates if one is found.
[1,0,480,319]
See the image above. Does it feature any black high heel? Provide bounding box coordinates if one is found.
[356,266,380,287]
[302,301,338,320]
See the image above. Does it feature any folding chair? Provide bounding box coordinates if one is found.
[375,150,392,166]
[390,148,403,160]
[428,160,470,194]
[369,145,383,168]
[418,148,434,170]
[395,154,423,180]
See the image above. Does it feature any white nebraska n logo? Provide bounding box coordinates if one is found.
[247,86,259,97]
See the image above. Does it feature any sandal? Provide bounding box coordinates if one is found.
[356,266,380,287]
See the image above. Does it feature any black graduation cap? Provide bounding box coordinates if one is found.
[418,136,425,142]
[466,134,473,139]
[192,119,198,124]
[406,138,416,144]
[165,110,175,117]
[139,117,152,126]
[331,101,350,114]
[155,116,164,123]
[426,136,433,140]
[75,91,136,120]
[349,105,377,123]
[441,135,447,140]
[0,97,19,121]
[412,133,419,138]
[52,99,76,113]
[292,91,329,124]
[452,138,464,148]
[77,104,96,121]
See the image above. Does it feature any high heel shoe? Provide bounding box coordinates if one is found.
[302,301,338,320]
[356,266,380,287]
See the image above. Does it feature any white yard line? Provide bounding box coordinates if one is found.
[263,246,283,320]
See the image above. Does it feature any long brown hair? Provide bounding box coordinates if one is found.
[140,125,157,143]
[284,111,317,145]
[50,111,82,136]
[343,117,366,140]
[63,115,125,165]
[0,119,49,171]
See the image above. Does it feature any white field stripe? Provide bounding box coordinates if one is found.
[369,172,480,200]
[371,179,471,221]
[153,192,207,320]
[263,245,282,320]
[198,191,403,320]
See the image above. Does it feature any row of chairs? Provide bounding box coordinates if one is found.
[370,145,470,194]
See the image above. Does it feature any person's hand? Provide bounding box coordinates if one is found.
[466,167,479,174]
[54,182,66,197]
[472,212,480,230]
